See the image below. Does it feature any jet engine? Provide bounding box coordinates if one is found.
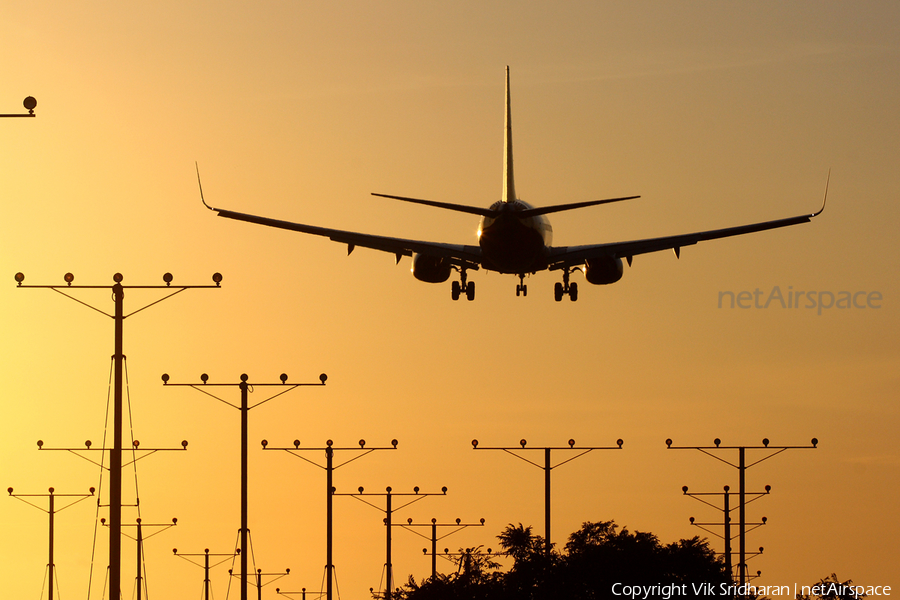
[411,253,452,283]
[583,256,624,285]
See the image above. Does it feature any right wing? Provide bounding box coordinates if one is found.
[546,172,829,271]
[545,207,823,270]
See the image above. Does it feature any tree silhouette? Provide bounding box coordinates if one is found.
[389,520,729,600]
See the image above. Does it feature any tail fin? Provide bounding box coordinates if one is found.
[502,66,517,203]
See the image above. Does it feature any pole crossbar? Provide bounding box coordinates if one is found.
[1,96,36,117]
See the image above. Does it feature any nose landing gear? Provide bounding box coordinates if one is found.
[451,268,475,301]
[554,267,579,302]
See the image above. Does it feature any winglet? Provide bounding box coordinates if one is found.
[196,162,214,211]
[812,169,830,217]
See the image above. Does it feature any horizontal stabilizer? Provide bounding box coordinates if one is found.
[372,192,639,219]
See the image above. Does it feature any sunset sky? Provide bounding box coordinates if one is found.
[2,1,898,598]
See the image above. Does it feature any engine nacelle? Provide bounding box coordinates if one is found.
[411,253,452,283]
[583,256,624,285]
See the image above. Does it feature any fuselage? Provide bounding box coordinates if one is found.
[477,200,552,273]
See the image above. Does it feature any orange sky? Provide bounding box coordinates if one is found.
[2,2,899,598]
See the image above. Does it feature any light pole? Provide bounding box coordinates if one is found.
[15,271,221,599]
[174,547,241,600]
[681,484,769,579]
[262,439,398,600]
[472,438,623,555]
[666,437,818,587]
[400,517,485,580]
[162,372,326,600]
[337,485,447,600]
[7,486,94,600]
[110,517,177,600]
[244,567,290,600]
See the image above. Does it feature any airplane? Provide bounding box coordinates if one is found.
[200,67,827,302]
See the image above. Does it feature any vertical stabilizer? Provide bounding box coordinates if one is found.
[502,66,517,203]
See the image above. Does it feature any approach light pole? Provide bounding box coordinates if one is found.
[108,517,177,600]
[472,438,623,555]
[15,271,221,599]
[240,567,290,600]
[262,439,398,600]
[1,96,36,117]
[335,486,447,600]
[174,547,241,600]
[681,485,769,580]
[7,486,95,600]
[162,372,326,600]
[400,517,486,580]
[665,437,818,588]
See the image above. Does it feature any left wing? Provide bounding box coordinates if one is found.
[213,208,483,270]
[197,164,481,270]
[546,175,829,271]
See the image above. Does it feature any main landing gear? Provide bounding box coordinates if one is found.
[516,273,527,297]
[554,267,579,302]
[451,268,475,301]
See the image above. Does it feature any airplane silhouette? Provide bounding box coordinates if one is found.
[200,67,826,302]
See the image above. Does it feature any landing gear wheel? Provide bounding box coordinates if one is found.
[451,280,461,301]
[555,267,580,302]
[466,281,475,301]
